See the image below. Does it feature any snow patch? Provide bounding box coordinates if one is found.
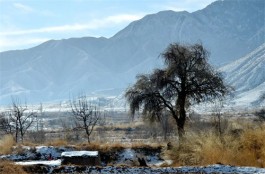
[15,159,61,166]
[61,151,98,157]
[36,146,68,159]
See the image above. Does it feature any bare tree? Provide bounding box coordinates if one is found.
[70,95,100,143]
[125,43,230,141]
[28,103,46,143]
[212,99,224,137]
[10,98,37,143]
[0,112,13,135]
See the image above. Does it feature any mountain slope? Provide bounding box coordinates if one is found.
[220,43,265,106]
[0,0,264,104]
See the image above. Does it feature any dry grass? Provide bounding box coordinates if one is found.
[75,141,163,153]
[0,160,27,174]
[45,139,68,146]
[164,123,265,167]
[0,134,15,155]
[235,126,265,167]
[94,121,144,132]
[20,141,37,147]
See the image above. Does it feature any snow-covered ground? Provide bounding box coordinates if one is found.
[0,146,74,161]
[2,145,264,173]
[13,163,265,174]
[81,165,265,174]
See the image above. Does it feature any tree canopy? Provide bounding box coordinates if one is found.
[125,43,230,139]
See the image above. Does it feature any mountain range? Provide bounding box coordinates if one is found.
[0,0,264,106]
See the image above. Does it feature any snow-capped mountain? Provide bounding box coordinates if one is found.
[220,43,265,107]
[0,0,264,105]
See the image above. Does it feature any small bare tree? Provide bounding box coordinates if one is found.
[10,98,37,143]
[0,112,13,135]
[212,99,224,137]
[27,103,47,143]
[70,95,100,143]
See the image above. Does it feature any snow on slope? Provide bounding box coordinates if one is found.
[220,43,265,107]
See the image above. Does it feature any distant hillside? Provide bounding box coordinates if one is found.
[220,43,265,107]
[0,0,264,104]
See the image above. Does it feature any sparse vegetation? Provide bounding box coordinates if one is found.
[1,115,265,173]
[0,134,15,155]
[0,76,262,172]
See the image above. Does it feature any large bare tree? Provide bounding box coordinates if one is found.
[125,43,230,140]
[70,95,100,143]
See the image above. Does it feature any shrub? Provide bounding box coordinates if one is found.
[236,126,265,167]
[255,109,265,121]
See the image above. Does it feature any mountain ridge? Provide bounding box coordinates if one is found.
[0,0,264,105]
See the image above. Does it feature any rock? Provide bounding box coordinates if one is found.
[61,151,101,166]
[138,157,148,167]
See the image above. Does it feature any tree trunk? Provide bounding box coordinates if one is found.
[176,93,186,142]
[177,115,185,141]
[15,120,19,143]
[15,128,18,143]
[85,127,90,144]
[87,136,90,143]
[20,129,24,143]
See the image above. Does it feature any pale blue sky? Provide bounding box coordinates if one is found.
[0,0,216,52]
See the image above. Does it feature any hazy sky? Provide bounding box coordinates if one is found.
[0,0,216,52]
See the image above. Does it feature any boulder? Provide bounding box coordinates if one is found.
[61,151,101,166]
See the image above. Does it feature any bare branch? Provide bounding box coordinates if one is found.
[70,95,101,143]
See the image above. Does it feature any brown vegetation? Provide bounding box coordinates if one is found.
[0,134,15,155]
[75,141,163,153]
[164,122,265,167]
[46,139,69,147]
[0,160,27,174]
